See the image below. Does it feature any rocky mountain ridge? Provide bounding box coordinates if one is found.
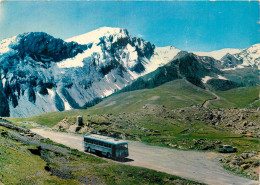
[0,27,259,117]
[0,28,180,117]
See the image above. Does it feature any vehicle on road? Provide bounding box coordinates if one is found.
[218,145,237,153]
[83,134,129,159]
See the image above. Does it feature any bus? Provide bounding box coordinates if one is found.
[83,134,129,159]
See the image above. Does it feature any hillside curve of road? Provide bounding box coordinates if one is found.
[202,91,221,108]
[31,129,258,185]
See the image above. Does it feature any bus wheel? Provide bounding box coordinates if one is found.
[87,147,91,153]
[107,153,111,158]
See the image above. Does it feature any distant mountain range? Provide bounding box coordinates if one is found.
[0,27,259,117]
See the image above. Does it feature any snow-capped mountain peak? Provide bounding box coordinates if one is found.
[192,44,260,69]
[192,48,242,60]
[1,28,177,117]
[0,36,18,56]
[66,27,129,45]
[59,27,155,72]
[235,43,260,69]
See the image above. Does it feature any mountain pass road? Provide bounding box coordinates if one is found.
[31,129,258,185]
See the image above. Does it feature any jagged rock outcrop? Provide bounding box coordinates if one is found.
[0,28,168,117]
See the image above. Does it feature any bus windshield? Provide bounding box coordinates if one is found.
[117,144,128,150]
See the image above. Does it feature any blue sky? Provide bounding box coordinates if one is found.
[0,1,259,51]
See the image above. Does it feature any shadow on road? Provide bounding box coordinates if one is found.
[115,157,134,163]
[87,151,134,162]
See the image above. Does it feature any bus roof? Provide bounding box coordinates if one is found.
[83,134,127,145]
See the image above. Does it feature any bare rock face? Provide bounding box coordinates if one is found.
[0,28,156,118]
[53,116,86,133]
[76,115,83,126]
[53,117,70,131]
[67,115,84,133]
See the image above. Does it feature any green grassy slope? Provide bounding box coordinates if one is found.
[0,127,78,184]
[210,86,259,108]
[90,79,214,115]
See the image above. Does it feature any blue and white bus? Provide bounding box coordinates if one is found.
[83,134,129,159]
